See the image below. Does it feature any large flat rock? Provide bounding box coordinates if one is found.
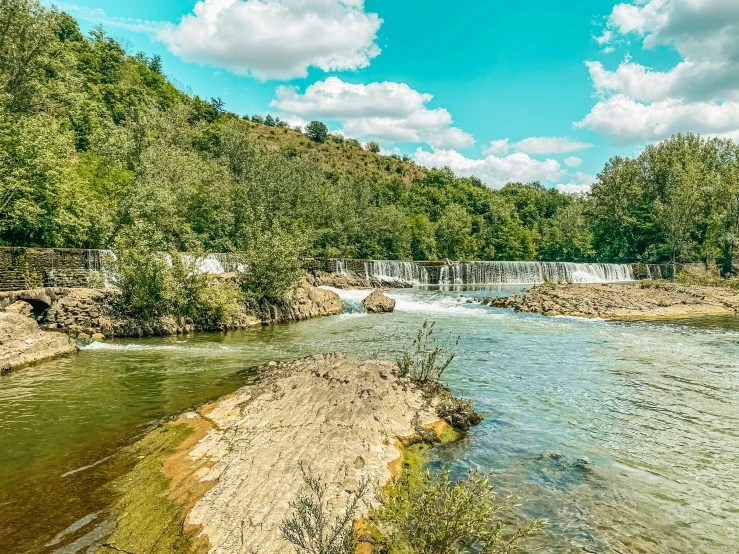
[486,282,739,319]
[0,312,78,373]
[102,354,441,554]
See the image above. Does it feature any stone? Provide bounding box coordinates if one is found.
[112,355,443,553]
[0,312,78,373]
[91,333,105,341]
[4,301,33,317]
[362,289,396,313]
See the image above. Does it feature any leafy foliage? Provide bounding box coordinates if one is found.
[377,468,543,554]
[1,4,738,274]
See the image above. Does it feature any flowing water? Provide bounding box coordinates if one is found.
[1,287,737,553]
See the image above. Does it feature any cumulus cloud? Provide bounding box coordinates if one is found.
[413,149,563,189]
[511,136,593,154]
[577,94,739,144]
[481,136,592,156]
[555,172,597,195]
[271,77,474,148]
[580,0,739,143]
[564,156,583,167]
[158,0,382,80]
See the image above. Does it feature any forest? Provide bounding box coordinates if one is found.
[1,1,738,271]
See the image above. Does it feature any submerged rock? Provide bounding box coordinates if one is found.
[363,289,396,313]
[0,312,78,374]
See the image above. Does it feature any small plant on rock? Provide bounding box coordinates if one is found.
[280,462,371,554]
[376,468,543,554]
[396,320,459,384]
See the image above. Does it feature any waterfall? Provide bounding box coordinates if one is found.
[363,261,430,285]
[438,262,634,285]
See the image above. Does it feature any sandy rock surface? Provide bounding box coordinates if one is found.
[106,354,439,554]
[0,312,78,373]
[485,282,739,319]
[363,289,396,313]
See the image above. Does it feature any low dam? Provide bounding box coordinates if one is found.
[0,247,683,291]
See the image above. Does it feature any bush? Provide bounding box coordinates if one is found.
[366,141,381,153]
[376,468,543,554]
[112,224,170,319]
[196,275,244,329]
[280,463,370,554]
[396,321,459,383]
[238,222,305,303]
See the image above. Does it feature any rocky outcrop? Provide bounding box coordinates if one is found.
[0,312,78,374]
[484,282,739,319]
[7,280,344,339]
[305,270,413,289]
[363,289,396,313]
[257,278,342,324]
[98,354,473,554]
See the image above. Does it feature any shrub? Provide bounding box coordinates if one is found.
[377,468,543,554]
[112,224,169,319]
[280,463,370,554]
[396,321,459,383]
[435,390,482,430]
[197,275,244,328]
[238,222,305,303]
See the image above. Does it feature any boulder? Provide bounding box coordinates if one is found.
[0,312,78,374]
[362,289,396,313]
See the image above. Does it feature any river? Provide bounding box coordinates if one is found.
[1,286,737,553]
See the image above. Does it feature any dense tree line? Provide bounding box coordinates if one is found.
[1,2,738,271]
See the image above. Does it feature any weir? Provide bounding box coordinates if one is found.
[330,259,636,286]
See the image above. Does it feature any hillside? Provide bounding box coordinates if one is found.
[1,1,738,270]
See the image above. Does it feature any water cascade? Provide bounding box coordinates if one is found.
[439,261,634,285]
[362,261,430,285]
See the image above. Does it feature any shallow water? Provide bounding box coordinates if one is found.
[1,287,737,553]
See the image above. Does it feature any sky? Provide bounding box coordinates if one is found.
[53,0,739,193]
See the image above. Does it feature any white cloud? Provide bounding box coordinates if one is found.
[482,139,510,156]
[577,94,739,145]
[556,183,592,195]
[413,149,563,189]
[511,136,593,154]
[482,136,592,156]
[594,29,612,45]
[271,77,474,148]
[581,0,739,143]
[556,172,596,195]
[158,0,383,80]
[564,156,583,167]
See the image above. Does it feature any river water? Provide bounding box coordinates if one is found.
[1,287,737,553]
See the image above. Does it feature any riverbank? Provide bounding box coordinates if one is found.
[92,354,476,554]
[485,281,739,319]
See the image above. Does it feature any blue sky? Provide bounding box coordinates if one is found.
[56,0,739,191]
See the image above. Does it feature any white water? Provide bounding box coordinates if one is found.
[439,261,634,285]
[362,261,430,285]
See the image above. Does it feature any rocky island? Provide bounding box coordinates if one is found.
[485,281,739,319]
[95,354,477,554]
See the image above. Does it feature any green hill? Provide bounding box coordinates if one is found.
[1,1,737,269]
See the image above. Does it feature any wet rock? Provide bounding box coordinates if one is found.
[363,289,396,313]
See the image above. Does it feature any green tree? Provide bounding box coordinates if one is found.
[366,141,381,153]
[435,204,476,260]
[305,120,328,143]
